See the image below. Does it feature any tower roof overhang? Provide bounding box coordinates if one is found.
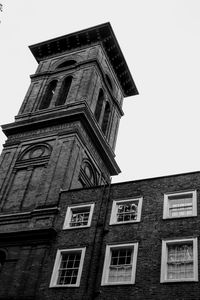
[29,22,138,98]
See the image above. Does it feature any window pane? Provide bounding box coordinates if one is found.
[70,209,90,227]
[167,244,193,280]
[108,248,133,283]
[168,194,193,218]
[116,202,138,222]
[57,252,81,285]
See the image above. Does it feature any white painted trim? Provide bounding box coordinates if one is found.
[63,203,94,229]
[109,198,143,225]
[101,243,138,285]
[49,247,86,287]
[160,237,198,283]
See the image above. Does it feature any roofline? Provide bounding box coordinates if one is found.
[111,170,200,186]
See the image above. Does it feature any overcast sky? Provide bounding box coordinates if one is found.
[0,1,200,183]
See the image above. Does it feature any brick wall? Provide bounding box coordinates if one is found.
[36,171,200,300]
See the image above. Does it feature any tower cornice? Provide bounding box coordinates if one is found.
[29,22,138,97]
[2,102,121,176]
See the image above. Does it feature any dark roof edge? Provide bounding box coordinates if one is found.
[29,22,110,49]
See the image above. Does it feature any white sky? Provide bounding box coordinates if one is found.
[0,1,200,183]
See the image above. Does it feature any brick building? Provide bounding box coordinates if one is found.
[0,23,199,299]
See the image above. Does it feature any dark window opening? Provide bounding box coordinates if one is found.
[94,89,104,122]
[55,76,72,106]
[39,80,57,110]
[0,250,6,270]
[102,102,110,134]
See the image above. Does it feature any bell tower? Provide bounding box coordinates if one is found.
[0,23,138,213]
[0,23,138,299]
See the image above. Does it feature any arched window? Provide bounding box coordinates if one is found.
[55,76,72,106]
[94,89,104,122]
[56,60,76,69]
[101,102,110,134]
[0,250,6,270]
[39,80,57,110]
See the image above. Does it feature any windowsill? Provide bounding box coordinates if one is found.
[163,215,197,220]
[63,225,91,230]
[101,282,135,286]
[161,278,198,283]
[50,285,80,288]
[109,220,140,226]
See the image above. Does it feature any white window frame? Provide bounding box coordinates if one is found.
[49,247,86,287]
[101,243,138,285]
[160,238,198,283]
[163,190,197,219]
[63,203,94,229]
[110,198,143,225]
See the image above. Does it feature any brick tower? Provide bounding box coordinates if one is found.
[0,23,138,299]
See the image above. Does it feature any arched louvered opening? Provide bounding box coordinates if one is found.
[0,250,6,270]
[55,76,72,106]
[39,80,57,110]
[101,102,111,134]
[56,60,76,69]
[105,74,113,91]
[94,89,104,122]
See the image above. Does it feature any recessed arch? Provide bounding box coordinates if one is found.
[79,159,97,187]
[18,143,52,161]
[56,60,77,69]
